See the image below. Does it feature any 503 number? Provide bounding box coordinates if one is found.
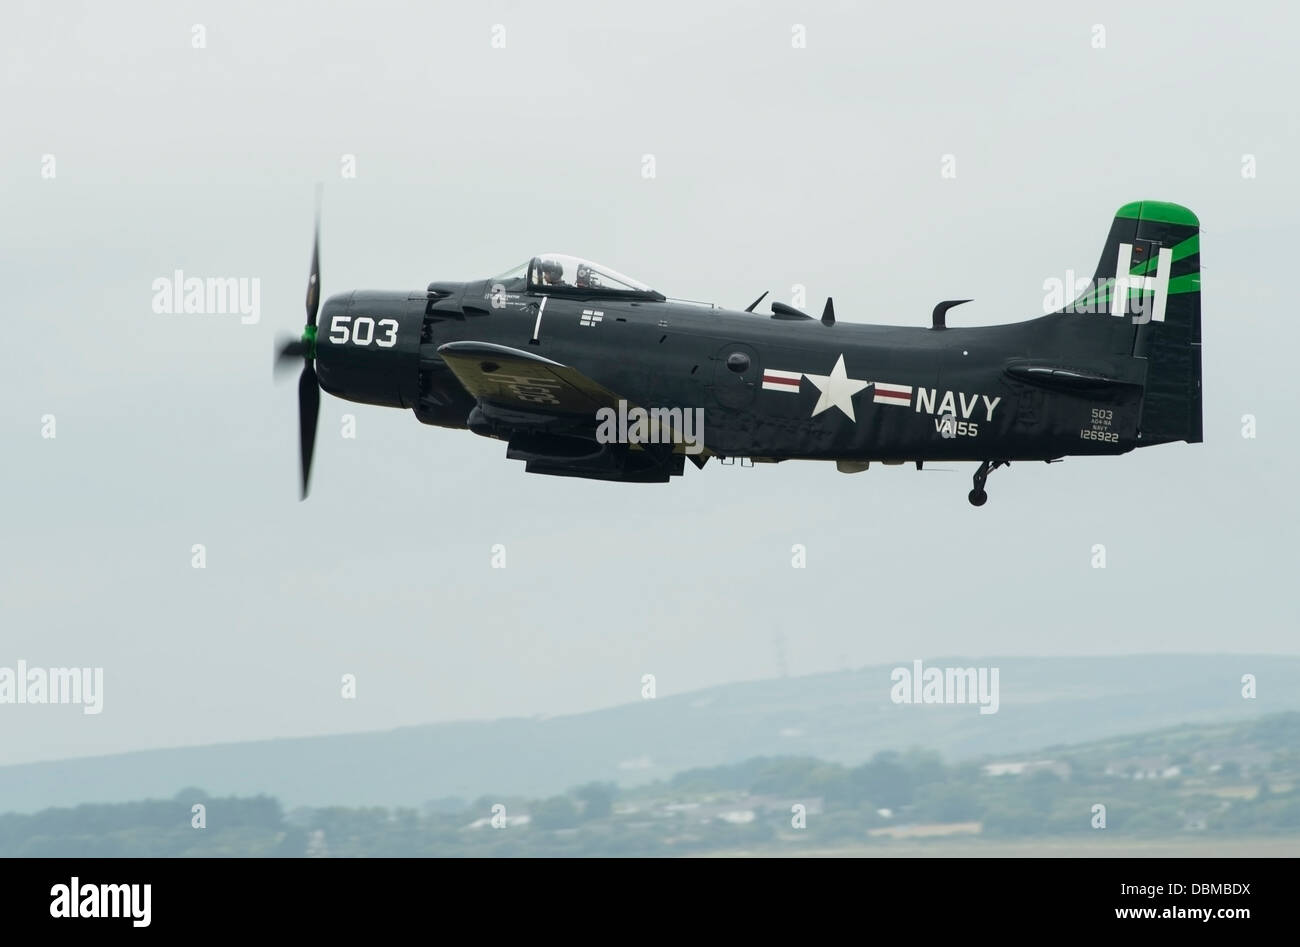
[329,315,399,348]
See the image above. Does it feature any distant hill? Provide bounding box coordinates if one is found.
[6,712,1299,857]
[0,654,1294,813]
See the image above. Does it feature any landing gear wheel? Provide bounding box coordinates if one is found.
[968,459,1007,507]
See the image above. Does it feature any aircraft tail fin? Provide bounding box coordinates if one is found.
[1060,201,1203,445]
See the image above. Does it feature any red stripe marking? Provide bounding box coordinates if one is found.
[763,375,800,387]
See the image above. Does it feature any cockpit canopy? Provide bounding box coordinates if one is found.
[492,255,663,300]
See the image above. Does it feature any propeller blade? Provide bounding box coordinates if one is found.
[298,363,320,500]
[277,188,326,499]
[275,338,310,372]
[305,185,322,328]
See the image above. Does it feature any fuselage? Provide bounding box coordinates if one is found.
[315,279,1147,464]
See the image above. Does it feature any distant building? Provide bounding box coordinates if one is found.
[983,759,1070,779]
[870,821,981,839]
[305,829,328,858]
[464,813,530,829]
[651,794,822,823]
[718,810,756,825]
[1200,746,1271,777]
[1104,756,1175,780]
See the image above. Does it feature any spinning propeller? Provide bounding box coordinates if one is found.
[275,188,323,499]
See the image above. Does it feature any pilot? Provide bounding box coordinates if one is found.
[538,260,565,287]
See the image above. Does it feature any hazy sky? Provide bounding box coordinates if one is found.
[3,0,1298,766]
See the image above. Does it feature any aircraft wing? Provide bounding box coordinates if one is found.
[436,341,705,468]
[436,341,624,415]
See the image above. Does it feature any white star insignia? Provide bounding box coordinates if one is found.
[804,354,870,421]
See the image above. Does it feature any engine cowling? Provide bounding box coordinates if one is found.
[315,291,425,408]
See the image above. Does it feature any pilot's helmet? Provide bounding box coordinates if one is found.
[538,260,564,282]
